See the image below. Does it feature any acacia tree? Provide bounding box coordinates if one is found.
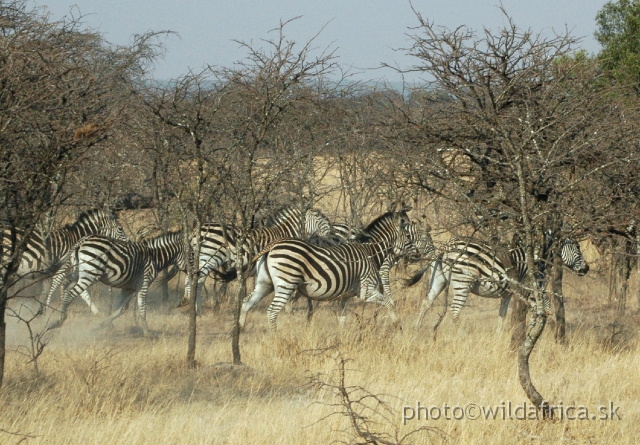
[213,21,339,365]
[391,9,639,414]
[327,89,403,228]
[147,20,340,366]
[0,0,160,386]
[145,68,229,369]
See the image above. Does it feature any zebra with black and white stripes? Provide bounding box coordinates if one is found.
[407,235,589,330]
[47,231,188,334]
[186,207,332,312]
[0,209,127,307]
[286,219,435,320]
[235,209,416,330]
[330,222,361,241]
[367,221,435,304]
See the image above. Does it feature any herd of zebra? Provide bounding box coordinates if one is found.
[1,206,590,335]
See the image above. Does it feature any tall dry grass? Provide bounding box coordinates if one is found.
[2,269,639,444]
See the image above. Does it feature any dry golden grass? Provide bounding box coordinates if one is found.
[2,270,639,444]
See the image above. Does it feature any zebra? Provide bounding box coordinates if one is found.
[285,219,436,320]
[185,207,332,313]
[330,222,361,241]
[406,235,589,330]
[0,209,127,308]
[231,209,416,331]
[363,220,434,301]
[46,231,188,334]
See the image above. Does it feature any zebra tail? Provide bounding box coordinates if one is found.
[404,263,430,287]
[211,267,239,282]
[211,251,267,283]
[215,241,281,283]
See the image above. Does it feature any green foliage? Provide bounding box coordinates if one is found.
[595,0,640,89]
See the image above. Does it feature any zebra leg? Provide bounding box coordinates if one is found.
[379,256,394,300]
[136,279,151,335]
[416,260,448,329]
[46,269,92,330]
[364,287,399,325]
[182,271,206,313]
[337,297,349,327]
[100,288,136,331]
[449,281,473,330]
[266,285,298,331]
[188,271,215,315]
[194,274,206,315]
[80,289,100,315]
[176,269,192,308]
[284,291,297,314]
[182,272,200,315]
[497,294,511,333]
[41,269,66,314]
[306,297,314,322]
[284,291,302,315]
[239,280,273,329]
[239,256,274,329]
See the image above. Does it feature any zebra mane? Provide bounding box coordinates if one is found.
[262,206,299,227]
[263,206,326,227]
[356,210,406,242]
[309,208,328,220]
[307,232,348,247]
[141,230,183,247]
[61,209,111,231]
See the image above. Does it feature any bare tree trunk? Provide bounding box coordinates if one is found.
[510,296,528,349]
[618,241,634,317]
[186,268,197,369]
[231,270,246,365]
[550,252,565,342]
[518,299,551,417]
[608,254,618,305]
[619,274,628,316]
[637,233,640,312]
[0,295,6,388]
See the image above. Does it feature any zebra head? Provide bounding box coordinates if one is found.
[101,212,128,241]
[392,210,417,258]
[405,222,435,261]
[330,222,360,241]
[76,209,128,241]
[561,238,589,276]
[304,209,332,238]
[359,207,413,246]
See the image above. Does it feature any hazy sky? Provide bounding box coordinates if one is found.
[40,0,608,82]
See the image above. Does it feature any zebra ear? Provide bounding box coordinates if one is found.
[399,201,412,212]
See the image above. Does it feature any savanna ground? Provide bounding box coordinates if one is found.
[2,265,639,445]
